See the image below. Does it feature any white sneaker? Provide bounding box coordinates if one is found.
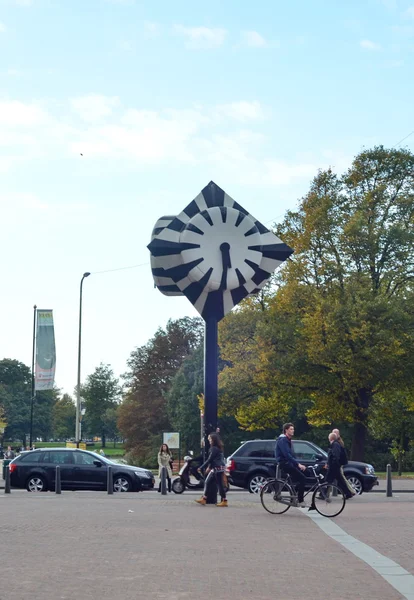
[298,501,306,508]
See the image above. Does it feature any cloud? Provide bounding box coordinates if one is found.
[242,31,268,47]
[216,101,265,122]
[0,22,6,33]
[359,39,381,50]
[0,100,47,126]
[0,95,320,189]
[404,6,414,18]
[70,94,120,122]
[174,25,227,48]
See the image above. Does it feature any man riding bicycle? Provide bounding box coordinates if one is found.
[275,423,307,507]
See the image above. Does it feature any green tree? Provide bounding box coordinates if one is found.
[219,147,414,460]
[81,363,121,447]
[166,346,204,453]
[0,358,57,444]
[52,394,76,440]
[118,317,203,464]
[369,390,414,475]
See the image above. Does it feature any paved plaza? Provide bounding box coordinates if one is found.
[0,487,413,600]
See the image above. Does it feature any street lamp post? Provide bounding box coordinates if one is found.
[75,272,90,446]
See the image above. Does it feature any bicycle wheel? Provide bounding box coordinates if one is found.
[260,479,294,514]
[312,483,346,517]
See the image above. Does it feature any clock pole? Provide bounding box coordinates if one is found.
[148,180,294,505]
[203,315,219,503]
[203,316,218,441]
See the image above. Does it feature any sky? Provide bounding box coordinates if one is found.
[1,0,413,396]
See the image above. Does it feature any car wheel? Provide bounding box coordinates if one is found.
[26,475,47,492]
[347,475,363,495]
[248,473,269,494]
[113,476,131,492]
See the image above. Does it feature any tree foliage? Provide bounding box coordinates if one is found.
[166,345,204,453]
[52,394,76,440]
[81,363,121,447]
[118,317,203,463]
[0,358,57,443]
[219,147,414,460]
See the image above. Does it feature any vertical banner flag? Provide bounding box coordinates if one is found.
[35,309,56,390]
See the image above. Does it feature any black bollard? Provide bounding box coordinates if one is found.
[5,465,11,494]
[55,465,61,494]
[386,464,393,497]
[161,466,167,495]
[107,466,113,495]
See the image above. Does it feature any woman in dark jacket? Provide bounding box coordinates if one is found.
[195,433,228,507]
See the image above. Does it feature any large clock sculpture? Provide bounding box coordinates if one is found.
[148,181,293,443]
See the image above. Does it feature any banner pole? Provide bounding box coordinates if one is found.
[29,304,37,449]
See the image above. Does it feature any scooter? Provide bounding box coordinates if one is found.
[172,455,205,494]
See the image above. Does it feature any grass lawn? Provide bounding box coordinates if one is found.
[376,472,414,479]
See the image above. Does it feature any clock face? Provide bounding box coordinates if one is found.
[147,181,293,321]
[179,206,262,292]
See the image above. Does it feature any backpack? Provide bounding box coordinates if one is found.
[339,445,348,466]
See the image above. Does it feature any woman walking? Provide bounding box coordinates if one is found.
[158,443,173,492]
[331,428,355,498]
[195,433,228,507]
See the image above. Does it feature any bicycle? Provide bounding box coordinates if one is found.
[260,465,346,518]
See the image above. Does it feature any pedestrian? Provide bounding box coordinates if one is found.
[157,443,173,493]
[275,423,307,507]
[4,446,15,459]
[31,444,36,451]
[326,433,355,499]
[331,428,355,497]
[195,433,228,507]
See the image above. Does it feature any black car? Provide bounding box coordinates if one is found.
[226,439,378,495]
[9,448,155,492]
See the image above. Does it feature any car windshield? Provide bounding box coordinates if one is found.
[88,453,141,468]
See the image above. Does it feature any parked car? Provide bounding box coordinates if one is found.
[9,448,155,492]
[226,439,378,495]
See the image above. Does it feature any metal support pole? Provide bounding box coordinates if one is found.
[275,464,280,479]
[29,305,37,449]
[386,464,393,497]
[76,273,90,446]
[107,466,113,494]
[161,466,167,495]
[5,465,11,494]
[332,480,338,496]
[203,318,218,444]
[204,318,218,505]
[55,466,61,494]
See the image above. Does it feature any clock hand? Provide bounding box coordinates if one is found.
[219,243,231,290]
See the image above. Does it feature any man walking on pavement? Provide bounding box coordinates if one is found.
[326,433,355,499]
[275,423,307,507]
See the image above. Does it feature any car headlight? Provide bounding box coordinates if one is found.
[365,465,375,475]
[134,470,150,478]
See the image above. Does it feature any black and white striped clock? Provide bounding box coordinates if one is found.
[148,181,293,321]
